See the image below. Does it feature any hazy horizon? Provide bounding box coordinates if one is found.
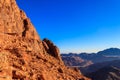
[60,47,120,54]
[17,0,120,53]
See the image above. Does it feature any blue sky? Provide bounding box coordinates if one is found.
[16,0,120,53]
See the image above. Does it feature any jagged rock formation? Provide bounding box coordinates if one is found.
[43,38,62,61]
[0,0,90,80]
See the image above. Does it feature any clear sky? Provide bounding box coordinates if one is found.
[16,0,120,53]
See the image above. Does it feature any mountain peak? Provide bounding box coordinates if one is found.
[97,48,120,55]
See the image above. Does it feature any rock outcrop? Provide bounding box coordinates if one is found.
[0,0,90,80]
[43,38,62,61]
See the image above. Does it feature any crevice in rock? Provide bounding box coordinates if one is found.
[58,68,63,73]
[5,33,18,36]
[22,19,29,37]
[12,70,26,80]
[7,48,22,58]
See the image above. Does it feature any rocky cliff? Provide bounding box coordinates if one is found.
[0,0,90,80]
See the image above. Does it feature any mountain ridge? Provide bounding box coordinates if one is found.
[98,48,120,56]
[61,48,120,64]
[61,47,120,55]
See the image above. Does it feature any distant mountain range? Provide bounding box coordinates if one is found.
[61,48,120,80]
[61,48,120,64]
[62,48,120,56]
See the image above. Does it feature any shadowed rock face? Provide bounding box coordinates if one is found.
[87,66,120,80]
[43,38,62,60]
[0,0,90,80]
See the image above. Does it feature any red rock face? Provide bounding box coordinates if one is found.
[0,0,90,80]
[0,0,39,40]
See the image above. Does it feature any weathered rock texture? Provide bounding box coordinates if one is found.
[0,0,90,80]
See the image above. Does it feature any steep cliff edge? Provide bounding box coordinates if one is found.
[0,0,90,80]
